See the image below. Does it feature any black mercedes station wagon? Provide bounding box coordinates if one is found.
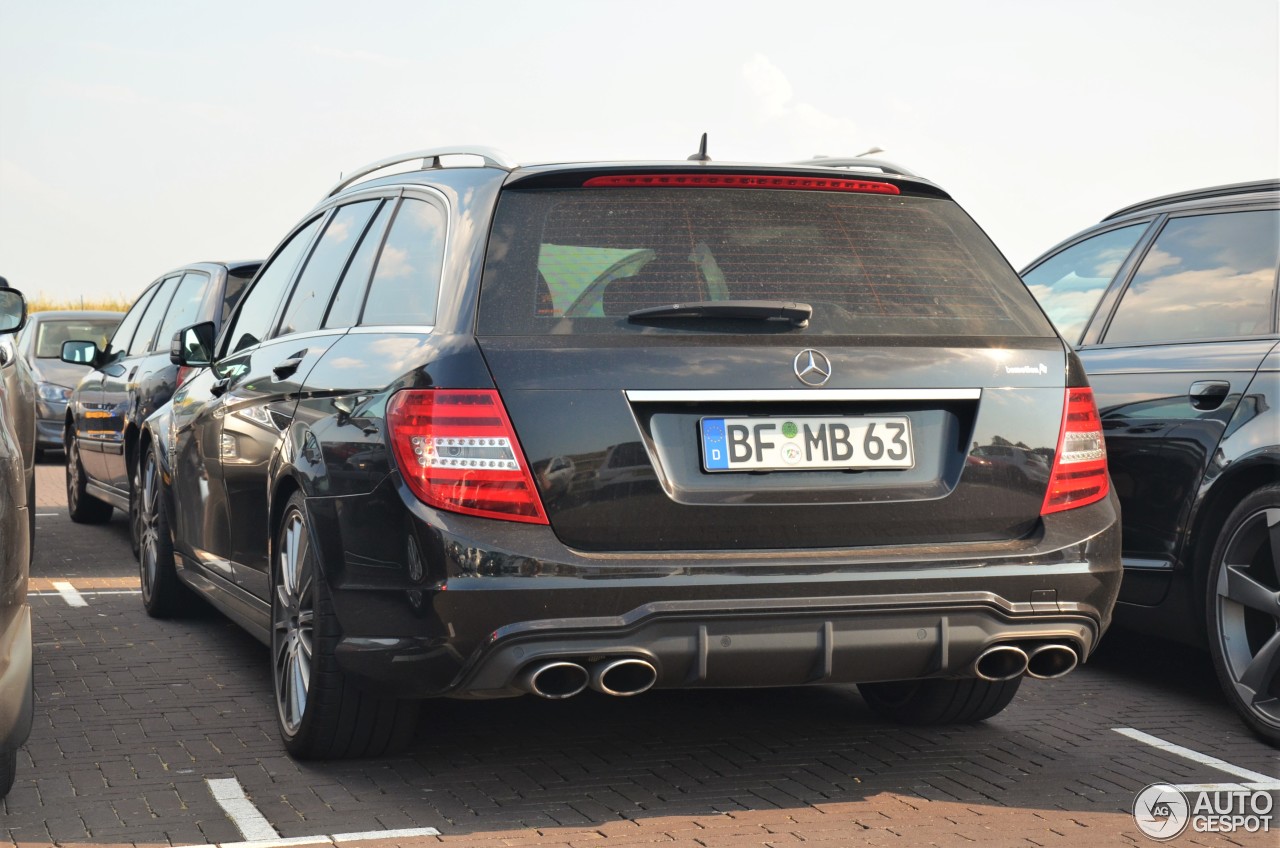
[139,148,1122,758]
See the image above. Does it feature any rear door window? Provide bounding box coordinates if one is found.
[106,286,156,358]
[276,200,380,337]
[358,198,447,326]
[1103,210,1280,344]
[128,275,179,355]
[1021,223,1148,344]
[479,187,1054,337]
[323,200,393,329]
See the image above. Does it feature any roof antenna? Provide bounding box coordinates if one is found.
[687,132,711,162]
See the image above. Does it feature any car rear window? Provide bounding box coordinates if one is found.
[478,187,1054,337]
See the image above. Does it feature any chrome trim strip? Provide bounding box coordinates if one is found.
[346,325,435,335]
[625,388,982,402]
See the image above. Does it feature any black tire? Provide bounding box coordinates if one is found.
[1206,484,1280,746]
[271,492,419,759]
[0,748,15,799]
[129,460,142,560]
[65,435,112,524]
[858,676,1022,725]
[138,449,193,618]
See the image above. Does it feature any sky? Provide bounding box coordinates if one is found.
[1,0,1277,303]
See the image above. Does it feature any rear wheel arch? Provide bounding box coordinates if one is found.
[1186,459,1280,625]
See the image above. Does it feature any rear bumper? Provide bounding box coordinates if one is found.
[35,416,64,450]
[313,479,1122,699]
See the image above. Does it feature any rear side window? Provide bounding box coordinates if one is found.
[359,198,447,326]
[1104,210,1280,344]
[478,188,1054,337]
[128,275,179,355]
[155,271,210,350]
[107,286,156,357]
[1021,223,1147,344]
[223,217,323,354]
[221,267,257,325]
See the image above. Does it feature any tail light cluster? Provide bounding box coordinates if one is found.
[387,389,548,524]
[1041,387,1109,515]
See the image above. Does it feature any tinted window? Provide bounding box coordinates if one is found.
[106,287,156,357]
[224,217,323,354]
[35,319,120,358]
[479,189,1054,337]
[324,200,392,329]
[221,267,257,325]
[277,201,379,337]
[359,198,447,326]
[1104,210,1280,344]
[128,276,179,356]
[1022,224,1147,344]
[155,271,210,351]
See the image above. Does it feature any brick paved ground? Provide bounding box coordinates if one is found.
[3,461,1277,847]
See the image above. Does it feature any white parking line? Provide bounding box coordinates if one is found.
[1114,727,1280,790]
[51,581,88,607]
[181,827,443,848]
[29,589,141,597]
[207,778,280,842]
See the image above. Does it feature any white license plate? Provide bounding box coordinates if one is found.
[700,416,914,472]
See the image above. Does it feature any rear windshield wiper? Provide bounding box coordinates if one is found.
[628,300,811,328]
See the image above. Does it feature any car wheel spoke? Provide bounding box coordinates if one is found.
[1240,630,1280,696]
[1267,508,1280,587]
[1220,565,1280,616]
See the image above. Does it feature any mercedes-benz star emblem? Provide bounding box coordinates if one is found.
[793,349,832,386]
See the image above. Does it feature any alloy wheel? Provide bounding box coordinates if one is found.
[137,454,160,604]
[1214,505,1280,730]
[273,511,315,736]
[66,439,81,510]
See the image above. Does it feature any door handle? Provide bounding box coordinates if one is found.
[128,366,138,380]
[1189,380,1230,410]
[272,357,305,380]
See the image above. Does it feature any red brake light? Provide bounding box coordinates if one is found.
[1041,387,1109,515]
[387,389,548,524]
[582,173,901,195]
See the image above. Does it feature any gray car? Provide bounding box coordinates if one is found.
[13,311,122,457]
[0,286,33,798]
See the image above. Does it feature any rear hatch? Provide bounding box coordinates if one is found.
[476,167,1065,552]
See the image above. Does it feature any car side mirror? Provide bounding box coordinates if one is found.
[0,289,26,335]
[170,321,216,367]
[61,339,101,366]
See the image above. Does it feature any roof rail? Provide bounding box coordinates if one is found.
[1102,179,1280,221]
[789,157,920,178]
[324,146,515,200]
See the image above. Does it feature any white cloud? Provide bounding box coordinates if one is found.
[740,54,863,154]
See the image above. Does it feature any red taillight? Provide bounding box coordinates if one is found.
[387,389,548,525]
[582,173,901,194]
[1041,387,1109,515]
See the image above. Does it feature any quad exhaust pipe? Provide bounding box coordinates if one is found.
[1025,643,1079,679]
[972,642,1080,682]
[517,657,658,699]
[589,658,658,697]
[517,660,589,699]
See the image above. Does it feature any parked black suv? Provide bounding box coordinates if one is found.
[61,261,259,550]
[1021,180,1280,744]
[141,148,1121,759]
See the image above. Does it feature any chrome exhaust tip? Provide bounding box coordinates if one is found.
[1025,643,1079,680]
[589,658,658,697]
[518,661,589,699]
[973,644,1029,682]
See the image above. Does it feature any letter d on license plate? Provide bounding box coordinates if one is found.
[700,415,913,472]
